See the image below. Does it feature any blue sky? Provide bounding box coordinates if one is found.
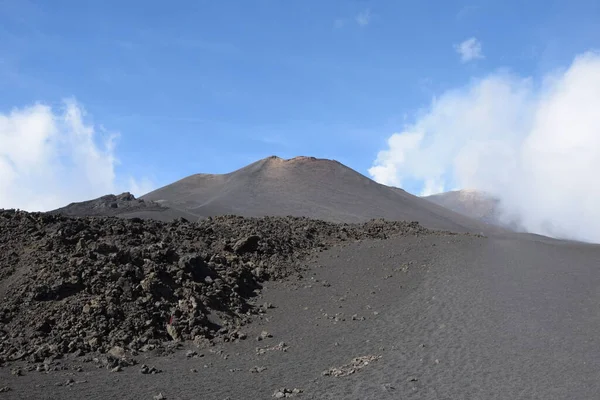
[1,0,600,208]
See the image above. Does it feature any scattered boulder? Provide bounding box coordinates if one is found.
[273,388,302,398]
[256,341,288,355]
[322,355,382,377]
[233,235,261,254]
[166,324,180,342]
[185,350,197,358]
[257,331,273,341]
[108,346,126,359]
[140,364,161,374]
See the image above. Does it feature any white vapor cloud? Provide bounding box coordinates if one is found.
[355,9,372,27]
[369,51,600,243]
[0,99,153,212]
[128,176,155,198]
[455,37,484,62]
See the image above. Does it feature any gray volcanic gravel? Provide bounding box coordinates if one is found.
[3,209,600,399]
[5,233,600,399]
[0,210,440,369]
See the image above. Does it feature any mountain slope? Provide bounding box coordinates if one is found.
[140,156,497,233]
[424,189,523,231]
[424,190,501,224]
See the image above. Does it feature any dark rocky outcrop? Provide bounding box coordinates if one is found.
[49,192,197,222]
[0,210,443,366]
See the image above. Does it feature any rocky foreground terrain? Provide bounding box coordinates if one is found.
[2,209,600,399]
[0,210,442,372]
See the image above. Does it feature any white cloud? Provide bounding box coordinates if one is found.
[368,131,423,187]
[369,51,600,243]
[355,9,372,27]
[455,37,484,62]
[0,99,153,212]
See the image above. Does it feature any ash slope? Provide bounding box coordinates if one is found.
[140,156,497,234]
[5,231,600,399]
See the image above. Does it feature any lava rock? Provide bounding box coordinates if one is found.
[233,235,261,254]
[0,211,437,365]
